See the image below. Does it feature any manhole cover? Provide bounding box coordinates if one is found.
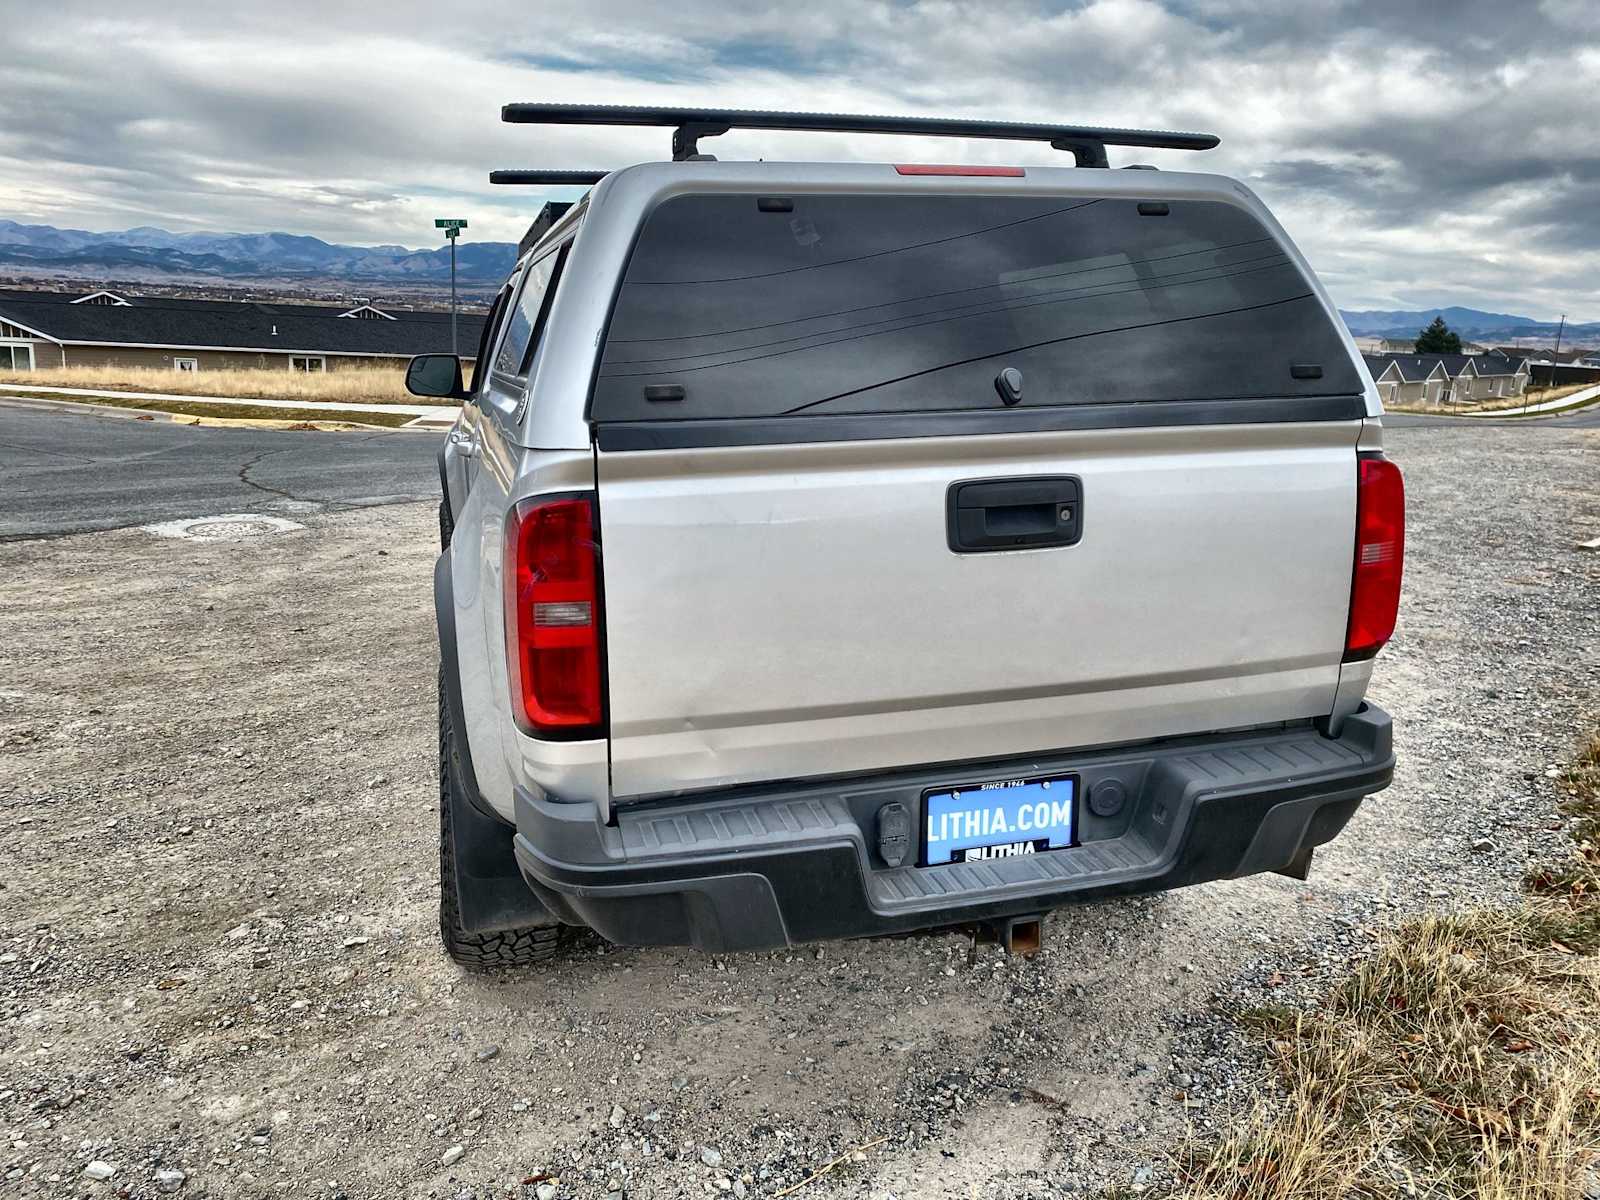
[142,513,305,541]
[188,518,284,539]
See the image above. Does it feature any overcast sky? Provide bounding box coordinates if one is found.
[1,0,1595,317]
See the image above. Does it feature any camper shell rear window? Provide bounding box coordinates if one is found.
[589,192,1363,427]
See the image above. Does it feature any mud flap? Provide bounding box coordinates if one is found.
[437,551,557,935]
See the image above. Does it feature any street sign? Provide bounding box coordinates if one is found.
[434,220,468,356]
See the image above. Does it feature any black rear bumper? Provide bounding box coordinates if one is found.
[512,706,1394,953]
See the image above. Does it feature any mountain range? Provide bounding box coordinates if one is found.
[0,220,519,285]
[1,221,1595,342]
[1337,305,1599,343]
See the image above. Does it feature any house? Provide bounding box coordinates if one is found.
[1493,345,1555,363]
[1361,352,1529,407]
[1363,354,1454,407]
[0,288,486,373]
[1352,335,1418,354]
[1465,351,1530,399]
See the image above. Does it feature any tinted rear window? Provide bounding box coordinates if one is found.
[591,193,1361,423]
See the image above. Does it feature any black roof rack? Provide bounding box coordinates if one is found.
[494,103,1219,174]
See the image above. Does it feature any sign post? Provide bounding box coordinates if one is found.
[434,219,469,356]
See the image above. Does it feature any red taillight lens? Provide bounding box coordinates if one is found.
[504,494,604,737]
[1344,456,1405,660]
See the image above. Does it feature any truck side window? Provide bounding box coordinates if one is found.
[494,246,567,380]
[470,284,512,399]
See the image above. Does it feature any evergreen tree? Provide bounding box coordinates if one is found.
[1415,316,1462,354]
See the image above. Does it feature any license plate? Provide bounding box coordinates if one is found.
[921,773,1077,865]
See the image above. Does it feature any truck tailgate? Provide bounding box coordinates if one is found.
[596,420,1358,798]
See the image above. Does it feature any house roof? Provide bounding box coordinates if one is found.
[1363,353,1454,382]
[0,288,487,359]
[1361,353,1403,381]
[1362,351,1529,383]
[1476,352,1527,376]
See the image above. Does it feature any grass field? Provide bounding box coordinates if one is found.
[1155,731,1600,1199]
[0,364,447,405]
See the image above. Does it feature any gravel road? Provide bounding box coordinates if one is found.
[2,422,1596,1199]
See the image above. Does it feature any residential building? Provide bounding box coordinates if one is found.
[1362,354,1452,407]
[1352,335,1418,354]
[0,288,486,373]
[1361,352,1529,407]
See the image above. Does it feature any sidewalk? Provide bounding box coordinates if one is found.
[1451,383,1600,417]
[0,381,459,420]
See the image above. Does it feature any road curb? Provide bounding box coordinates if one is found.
[0,394,174,421]
[0,394,440,432]
[0,380,457,418]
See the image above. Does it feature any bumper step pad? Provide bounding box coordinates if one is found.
[513,706,1393,952]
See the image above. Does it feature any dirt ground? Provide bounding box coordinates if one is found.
[2,423,1597,1199]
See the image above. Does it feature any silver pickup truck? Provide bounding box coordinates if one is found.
[410,105,1403,970]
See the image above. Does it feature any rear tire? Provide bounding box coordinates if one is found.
[438,665,564,970]
[439,500,454,550]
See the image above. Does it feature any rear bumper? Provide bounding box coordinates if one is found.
[512,705,1393,953]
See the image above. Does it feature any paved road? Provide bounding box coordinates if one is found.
[0,403,442,539]
[3,399,1593,541]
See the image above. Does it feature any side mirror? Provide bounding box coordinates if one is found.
[406,354,468,400]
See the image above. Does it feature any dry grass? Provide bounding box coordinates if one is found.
[1164,730,1600,1200]
[0,364,441,405]
[1527,733,1600,907]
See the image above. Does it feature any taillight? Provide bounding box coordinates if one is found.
[1344,456,1404,660]
[504,494,605,738]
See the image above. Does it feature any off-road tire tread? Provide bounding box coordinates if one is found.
[439,500,454,550]
[437,664,563,970]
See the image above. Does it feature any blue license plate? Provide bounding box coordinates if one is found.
[922,773,1077,865]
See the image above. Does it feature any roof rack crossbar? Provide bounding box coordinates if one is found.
[499,103,1218,167]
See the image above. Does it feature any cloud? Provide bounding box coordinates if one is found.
[0,0,1594,317]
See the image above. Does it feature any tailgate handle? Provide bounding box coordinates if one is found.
[947,476,1082,553]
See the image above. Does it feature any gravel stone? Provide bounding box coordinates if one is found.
[1,425,1593,1196]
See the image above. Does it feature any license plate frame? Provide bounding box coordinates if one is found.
[919,771,1079,866]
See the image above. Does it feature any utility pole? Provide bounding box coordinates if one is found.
[434,218,469,356]
[1533,313,1566,411]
